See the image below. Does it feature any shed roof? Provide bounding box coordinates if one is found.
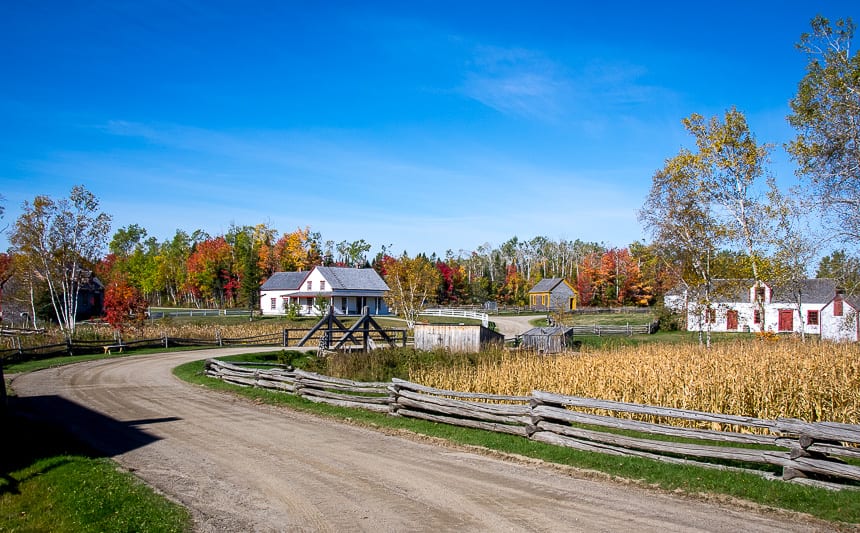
[523,326,572,337]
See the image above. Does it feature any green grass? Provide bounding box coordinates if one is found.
[0,412,190,532]
[175,356,860,526]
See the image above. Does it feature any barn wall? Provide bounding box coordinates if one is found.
[415,324,501,353]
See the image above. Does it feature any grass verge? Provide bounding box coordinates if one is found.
[0,409,190,532]
[175,355,859,526]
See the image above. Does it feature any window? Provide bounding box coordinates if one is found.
[306,280,313,291]
[706,308,716,323]
[754,286,766,303]
[270,298,276,310]
[807,310,819,326]
[834,298,843,317]
[753,309,761,324]
[320,280,325,291]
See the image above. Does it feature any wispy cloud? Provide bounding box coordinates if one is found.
[461,46,567,121]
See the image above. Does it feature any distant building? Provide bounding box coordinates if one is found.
[528,278,577,312]
[521,325,575,354]
[260,266,389,316]
[665,278,858,342]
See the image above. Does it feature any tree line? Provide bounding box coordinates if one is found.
[0,16,858,337]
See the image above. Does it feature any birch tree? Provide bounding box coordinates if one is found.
[765,179,819,341]
[10,186,112,339]
[788,16,860,245]
[381,254,441,328]
[640,149,723,346]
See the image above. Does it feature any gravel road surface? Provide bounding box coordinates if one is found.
[10,349,833,532]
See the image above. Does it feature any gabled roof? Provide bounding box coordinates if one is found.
[529,278,567,294]
[679,278,840,304]
[260,271,309,291]
[770,278,838,303]
[316,266,389,291]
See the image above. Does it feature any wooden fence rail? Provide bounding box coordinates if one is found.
[419,308,490,327]
[567,323,658,336]
[204,359,860,490]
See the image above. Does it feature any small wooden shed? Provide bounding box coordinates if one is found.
[521,326,574,354]
[414,324,504,353]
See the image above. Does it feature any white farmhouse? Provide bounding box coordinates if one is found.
[260,266,389,317]
[665,278,856,341]
[820,293,860,342]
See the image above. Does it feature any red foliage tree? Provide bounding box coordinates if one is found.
[104,278,148,332]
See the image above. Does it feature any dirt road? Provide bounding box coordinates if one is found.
[11,349,831,532]
[490,313,542,339]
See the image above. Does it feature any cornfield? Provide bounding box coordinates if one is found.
[409,340,860,424]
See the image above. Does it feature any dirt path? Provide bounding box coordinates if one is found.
[10,350,832,532]
[491,313,543,339]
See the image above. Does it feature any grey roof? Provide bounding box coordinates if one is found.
[529,278,566,293]
[523,326,573,337]
[316,267,390,291]
[260,271,309,291]
[684,278,839,304]
[771,278,838,303]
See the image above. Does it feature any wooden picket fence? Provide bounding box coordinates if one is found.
[204,359,860,490]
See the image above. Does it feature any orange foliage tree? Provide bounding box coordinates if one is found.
[104,278,148,332]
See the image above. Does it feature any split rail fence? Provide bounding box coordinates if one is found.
[205,358,860,490]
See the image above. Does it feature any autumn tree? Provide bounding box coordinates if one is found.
[788,16,860,245]
[765,179,819,340]
[185,236,236,308]
[380,253,441,328]
[640,149,723,345]
[104,278,148,333]
[684,109,771,285]
[0,253,12,324]
[10,186,111,338]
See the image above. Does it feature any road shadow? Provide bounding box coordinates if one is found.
[0,394,180,494]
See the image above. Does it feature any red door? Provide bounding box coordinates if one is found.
[726,310,738,330]
[778,309,793,332]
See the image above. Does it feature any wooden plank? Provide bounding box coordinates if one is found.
[776,418,860,445]
[397,389,531,417]
[532,405,785,447]
[527,431,856,488]
[301,395,390,412]
[300,388,390,405]
[395,396,531,426]
[255,379,296,393]
[297,378,388,394]
[396,408,529,436]
[295,369,389,388]
[537,421,791,467]
[532,390,778,431]
[392,378,530,402]
[788,456,860,482]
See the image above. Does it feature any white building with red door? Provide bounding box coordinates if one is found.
[664,278,856,341]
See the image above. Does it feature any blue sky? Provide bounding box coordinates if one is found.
[2,1,858,257]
